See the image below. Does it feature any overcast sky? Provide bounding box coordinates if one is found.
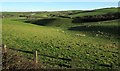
[1,2,118,12]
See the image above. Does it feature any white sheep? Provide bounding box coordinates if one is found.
[75,34,86,37]
[96,34,99,36]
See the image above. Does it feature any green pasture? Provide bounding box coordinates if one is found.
[2,7,119,69]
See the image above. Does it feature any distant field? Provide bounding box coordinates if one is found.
[2,7,118,18]
[2,7,119,69]
[69,8,118,17]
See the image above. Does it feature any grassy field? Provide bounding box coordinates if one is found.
[2,7,118,18]
[69,7,118,17]
[2,7,120,69]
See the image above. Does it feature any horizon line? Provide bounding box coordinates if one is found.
[1,7,118,12]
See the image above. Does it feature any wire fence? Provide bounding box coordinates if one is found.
[2,44,73,68]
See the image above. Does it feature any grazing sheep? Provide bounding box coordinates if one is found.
[75,34,86,37]
[98,31,100,33]
[97,31,104,35]
[100,32,104,34]
[95,34,99,36]
[87,25,91,27]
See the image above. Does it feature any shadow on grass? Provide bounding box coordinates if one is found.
[68,25,120,36]
[9,48,72,68]
[9,48,71,61]
[24,18,56,26]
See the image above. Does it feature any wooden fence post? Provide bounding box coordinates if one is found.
[71,58,75,68]
[2,44,7,69]
[71,57,78,68]
[34,50,38,64]
[3,44,7,53]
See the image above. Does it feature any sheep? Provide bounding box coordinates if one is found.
[75,34,86,37]
[95,34,99,36]
[87,25,91,27]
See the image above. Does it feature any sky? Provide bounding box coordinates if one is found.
[0,0,119,2]
[1,2,118,12]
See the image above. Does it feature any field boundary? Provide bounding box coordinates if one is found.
[2,44,72,68]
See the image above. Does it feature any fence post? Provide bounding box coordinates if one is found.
[71,57,78,68]
[2,44,7,68]
[34,50,38,64]
[3,44,7,53]
[71,59,75,68]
